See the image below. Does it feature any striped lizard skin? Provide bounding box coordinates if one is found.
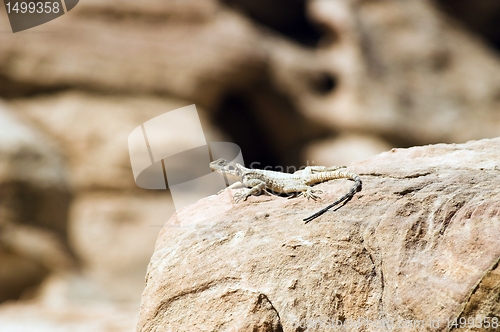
[209,158,361,223]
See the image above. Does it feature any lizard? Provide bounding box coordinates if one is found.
[209,158,361,223]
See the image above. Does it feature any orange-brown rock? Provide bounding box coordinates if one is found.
[138,137,500,332]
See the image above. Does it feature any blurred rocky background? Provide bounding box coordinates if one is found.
[0,0,499,330]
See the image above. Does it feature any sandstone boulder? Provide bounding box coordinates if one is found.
[138,137,500,331]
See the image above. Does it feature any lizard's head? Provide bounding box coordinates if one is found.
[209,158,243,178]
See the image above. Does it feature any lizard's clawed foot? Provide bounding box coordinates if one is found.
[300,188,323,200]
[233,189,251,203]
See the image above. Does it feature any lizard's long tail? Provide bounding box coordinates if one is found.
[303,176,361,224]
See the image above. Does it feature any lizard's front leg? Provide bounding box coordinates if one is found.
[233,179,267,203]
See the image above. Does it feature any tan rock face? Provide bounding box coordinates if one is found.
[138,137,500,332]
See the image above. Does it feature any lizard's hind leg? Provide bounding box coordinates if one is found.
[297,187,323,200]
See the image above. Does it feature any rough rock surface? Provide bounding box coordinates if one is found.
[138,137,500,332]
